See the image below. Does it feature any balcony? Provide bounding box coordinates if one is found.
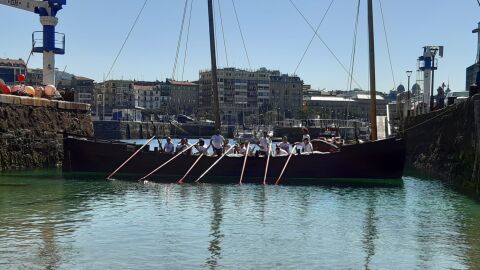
[32,31,65,55]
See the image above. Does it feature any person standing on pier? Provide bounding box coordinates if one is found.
[210,130,225,157]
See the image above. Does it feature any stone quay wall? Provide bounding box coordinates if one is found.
[93,121,170,140]
[0,95,93,171]
[404,94,480,199]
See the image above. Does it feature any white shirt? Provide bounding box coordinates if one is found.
[196,145,208,154]
[259,137,270,150]
[302,134,311,141]
[176,143,191,153]
[224,144,234,154]
[164,142,175,154]
[276,148,289,156]
[211,134,225,149]
[302,142,313,153]
[238,146,247,155]
[278,142,290,152]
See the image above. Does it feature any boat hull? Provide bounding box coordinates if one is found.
[63,137,406,184]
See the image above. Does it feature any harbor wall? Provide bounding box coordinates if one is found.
[93,121,170,140]
[404,94,480,199]
[0,95,93,171]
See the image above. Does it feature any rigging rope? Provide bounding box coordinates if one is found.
[477,0,480,7]
[346,0,361,120]
[294,0,335,75]
[181,0,194,81]
[288,0,362,89]
[217,0,229,67]
[105,0,149,81]
[231,0,252,69]
[172,0,189,80]
[378,0,396,90]
[347,0,361,92]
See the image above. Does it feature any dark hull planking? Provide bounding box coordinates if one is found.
[63,137,406,185]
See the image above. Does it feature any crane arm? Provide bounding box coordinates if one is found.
[0,0,49,13]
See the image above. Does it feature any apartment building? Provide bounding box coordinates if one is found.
[199,67,301,124]
[166,79,199,115]
[72,76,95,105]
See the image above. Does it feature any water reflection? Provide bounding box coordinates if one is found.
[206,186,224,269]
[38,223,60,270]
[1,173,480,269]
[362,193,377,270]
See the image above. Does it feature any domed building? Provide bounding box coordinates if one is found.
[411,83,421,96]
[396,84,406,93]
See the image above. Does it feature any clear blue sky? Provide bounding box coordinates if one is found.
[1,0,479,92]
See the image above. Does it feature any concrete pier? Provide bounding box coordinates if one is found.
[0,94,93,171]
[404,94,480,199]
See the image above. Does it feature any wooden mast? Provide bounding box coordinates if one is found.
[367,0,378,141]
[208,0,221,130]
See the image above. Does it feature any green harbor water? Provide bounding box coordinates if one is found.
[1,170,480,269]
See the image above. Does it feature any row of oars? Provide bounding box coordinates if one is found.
[107,137,296,185]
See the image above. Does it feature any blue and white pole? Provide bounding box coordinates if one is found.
[40,15,58,86]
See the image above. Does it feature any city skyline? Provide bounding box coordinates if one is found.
[1,0,479,92]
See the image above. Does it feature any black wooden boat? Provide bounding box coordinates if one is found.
[63,136,405,184]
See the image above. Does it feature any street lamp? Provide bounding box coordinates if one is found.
[406,70,412,116]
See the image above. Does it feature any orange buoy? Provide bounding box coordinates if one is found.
[24,86,35,97]
[34,86,44,98]
[11,85,23,93]
[1,84,11,94]
[44,84,56,97]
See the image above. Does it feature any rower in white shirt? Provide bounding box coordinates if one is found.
[210,129,225,156]
[302,127,311,142]
[163,137,175,154]
[194,138,209,155]
[298,137,313,154]
[256,131,271,157]
[176,138,192,155]
[275,145,289,156]
[238,142,250,156]
[223,139,233,154]
[278,136,291,153]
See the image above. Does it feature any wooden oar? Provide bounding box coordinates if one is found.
[194,145,234,183]
[239,142,250,185]
[262,142,273,185]
[178,153,204,184]
[178,145,211,184]
[138,144,195,181]
[275,145,297,185]
[106,136,155,180]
